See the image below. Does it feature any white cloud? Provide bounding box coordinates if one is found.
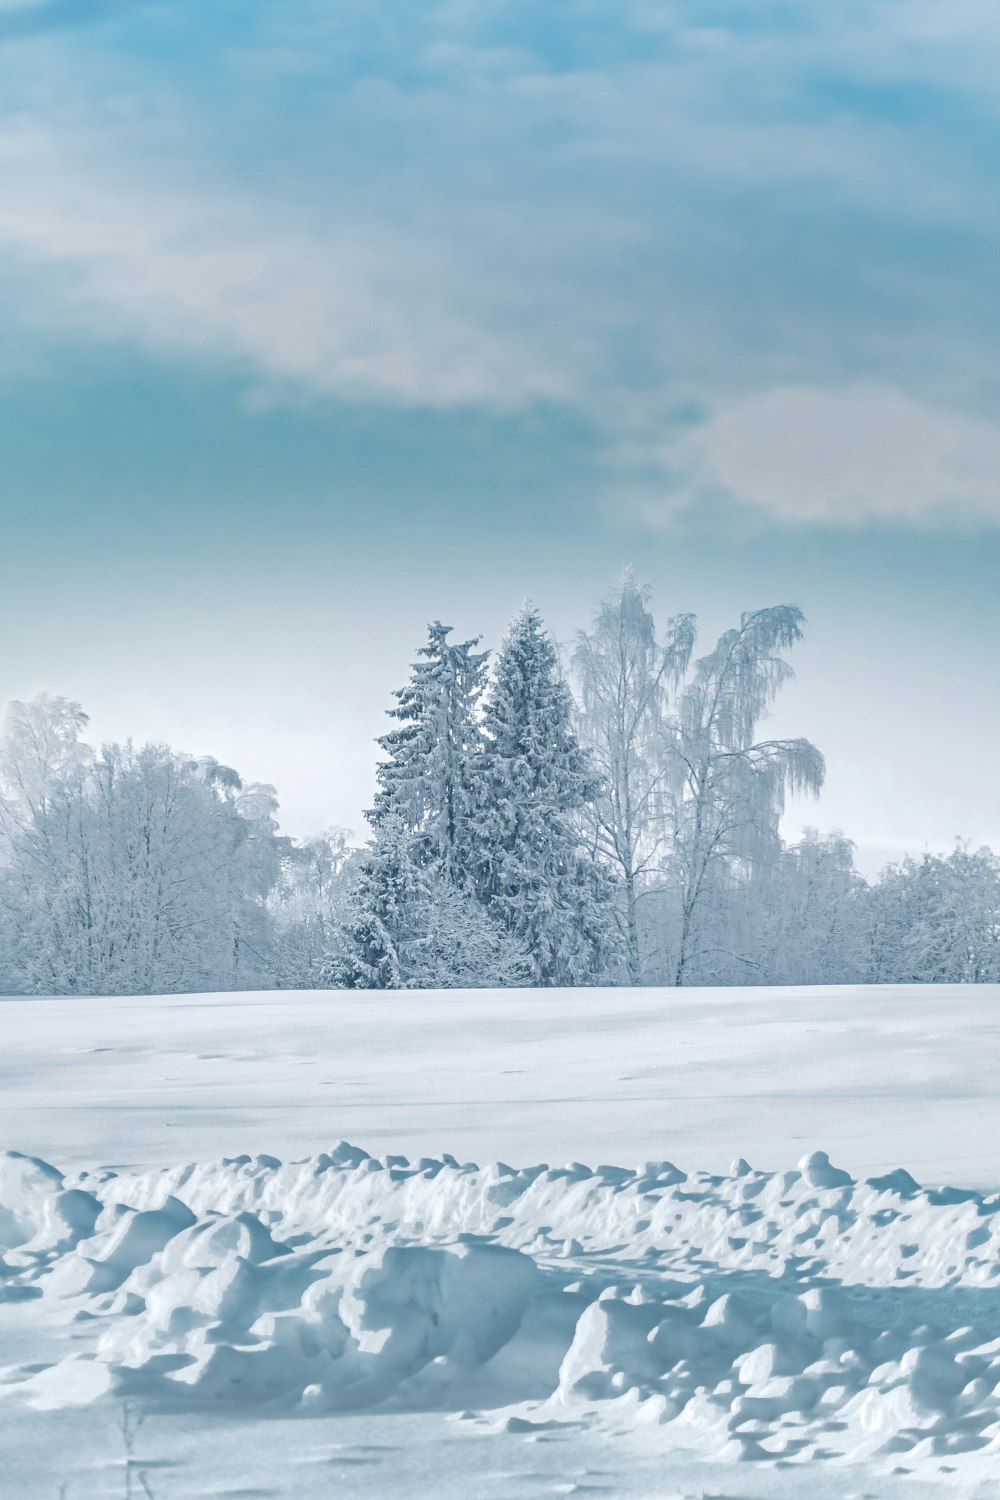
[661,385,1000,525]
[0,125,573,410]
[3,4,1000,531]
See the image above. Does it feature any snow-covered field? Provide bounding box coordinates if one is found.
[3,985,1000,1499]
[4,984,1000,1182]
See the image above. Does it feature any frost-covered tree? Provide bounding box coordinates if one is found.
[573,572,694,982]
[476,605,622,985]
[665,607,825,985]
[867,843,1000,983]
[325,814,418,990]
[0,694,91,825]
[328,813,527,989]
[268,828,359,987]
[0,697,289,995]
[755,830,869,985]
[370,621,488,881]
[0,697,92,985]
[335,625,529,987]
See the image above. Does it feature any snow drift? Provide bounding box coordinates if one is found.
[3,1140,1000,1473]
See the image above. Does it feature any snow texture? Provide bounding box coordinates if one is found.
[3,983,1000,1496]
[2,984,999,1183]
[3,1139,1000,1492]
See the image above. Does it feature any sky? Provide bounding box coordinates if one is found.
[2,0,1000,873]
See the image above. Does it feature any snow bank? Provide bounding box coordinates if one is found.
[3,1143,1000,1472]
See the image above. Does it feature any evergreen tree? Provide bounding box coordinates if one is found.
[476,605,622,985]
[369,621,488,881]
[326,813,417,989]
[333,622,529,987]
[329,813,528,989]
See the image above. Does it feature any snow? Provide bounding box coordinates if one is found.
[2,984,1000,1181]
[3,984,1000,1497]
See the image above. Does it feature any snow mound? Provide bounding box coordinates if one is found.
[3,1142,1000,1473]
[0,1152,65,1249]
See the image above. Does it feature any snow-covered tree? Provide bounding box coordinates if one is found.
[0,698,289,995]
[476,605,622,985]
[0,694,91,825]
[329,813,527,989]
[867,843,1000,983]
[268,828,359,987]
[325,814,418,990]
[573,572,694,982]
[665,607,825,985]
[756,830,869,985]
[335,624,529,987]
[370,621,488,882]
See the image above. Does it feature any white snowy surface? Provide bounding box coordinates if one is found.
[2,984,1000,1498]
[2,983,1000,1182]
[3,1140,1000,1496]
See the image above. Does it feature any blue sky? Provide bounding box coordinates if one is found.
[2,0,1000,866]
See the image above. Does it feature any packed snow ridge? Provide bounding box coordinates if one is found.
[3,1143,1000,1471]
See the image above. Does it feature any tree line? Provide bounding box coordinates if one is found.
[1,575,998,994]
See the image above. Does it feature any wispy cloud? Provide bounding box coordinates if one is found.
[1,1,999,526]
[0,126,574,409]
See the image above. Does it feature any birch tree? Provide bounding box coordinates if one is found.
[667,606,825,985]
[573,572,694,982]
[268,828,358,986]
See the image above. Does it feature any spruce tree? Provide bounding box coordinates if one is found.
[334,622,528,987]
[476,605,622,985]
[370,621,488,881]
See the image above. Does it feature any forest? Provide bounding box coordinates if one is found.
[1,575,997,995]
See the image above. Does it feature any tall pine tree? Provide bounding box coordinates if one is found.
[476,605,622,986]
[335,622,528,987]
[370,621,487,881]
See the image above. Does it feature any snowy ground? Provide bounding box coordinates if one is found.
[3,984,1000,1182]
[2,985,1000,1499]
